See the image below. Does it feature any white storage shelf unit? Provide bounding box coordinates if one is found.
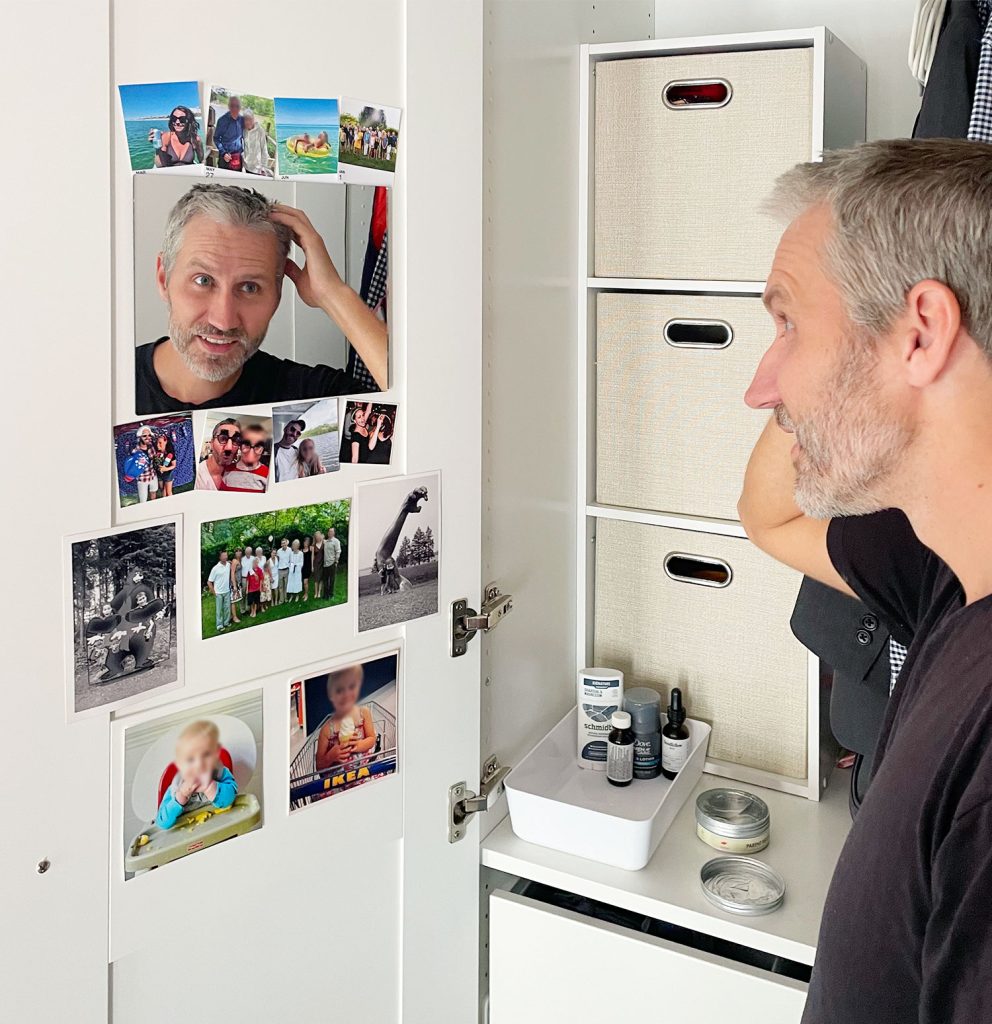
[577,28,867,800]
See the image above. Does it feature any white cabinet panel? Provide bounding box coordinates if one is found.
[489,890,807,1024]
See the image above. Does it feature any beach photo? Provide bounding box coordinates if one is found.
[206,86,275,177]
[130,175,389,415]
[289,650,399,811]
[272,399,341,482]
[196,412,272,493]
[200,499,350,639]
[120,688,263,880]
[357,473,440,632]
[274,96,340,177]
[338,98,401,185]
[118,81,203,172]
[65,519,181,721]
[340,400,396,465]
[114,415,195,507]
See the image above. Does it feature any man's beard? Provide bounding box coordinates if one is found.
[169,316,265,383]
[778,335,915,520]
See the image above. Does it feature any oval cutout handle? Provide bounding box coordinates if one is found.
[664,318,733,350]
[664,552,733,589]
[663,78,732,110]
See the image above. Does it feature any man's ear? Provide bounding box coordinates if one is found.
[155,254,169,302]
[904,280,963,389]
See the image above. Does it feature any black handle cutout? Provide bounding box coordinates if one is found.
[664,319,733,349]
[663,79,732,110]
[664,553,733,589]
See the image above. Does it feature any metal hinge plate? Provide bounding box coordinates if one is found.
[450,583,513,657]
[448,756,511,843]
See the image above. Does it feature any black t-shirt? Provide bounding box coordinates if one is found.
[135,339,365,414]
[804,508,992,1024]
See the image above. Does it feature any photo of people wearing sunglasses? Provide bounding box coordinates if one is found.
[196,413,272,493]
[151,105,204,168]
[118,81,204,172]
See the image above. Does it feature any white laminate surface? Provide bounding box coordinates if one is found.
[482,767,853,965]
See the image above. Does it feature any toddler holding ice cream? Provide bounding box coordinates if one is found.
[155,720,237,830]
[315,665,378,770]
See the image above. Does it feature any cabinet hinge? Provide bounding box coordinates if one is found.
[448,756,511,843]
[449,582,513,657]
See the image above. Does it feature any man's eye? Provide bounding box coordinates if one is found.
[193,274,212,287]
[240,282,260,295]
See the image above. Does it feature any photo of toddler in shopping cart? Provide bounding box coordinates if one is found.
[289,651,399,812]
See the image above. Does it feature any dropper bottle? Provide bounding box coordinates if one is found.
[661,688,690,780]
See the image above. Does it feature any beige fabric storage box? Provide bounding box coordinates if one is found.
[593,518,807,780]
[594,48,813,281]
[596,292,768,520]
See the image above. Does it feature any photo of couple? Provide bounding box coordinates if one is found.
[200,500,350,639]
[206,88,275,177]
[114,415,195,506]
[118,81,204,172]
[272,399,342,482]
[341,400,396,465]
[274,96,340,176]
[196,412,272,493]
[132,178,389,415]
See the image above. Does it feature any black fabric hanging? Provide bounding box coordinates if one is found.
[914,0,985,138]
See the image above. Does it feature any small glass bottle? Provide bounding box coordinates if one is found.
[661,688,690,780]
[606,711,635,787]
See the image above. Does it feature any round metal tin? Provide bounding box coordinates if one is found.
[700,855,786,917]
[695,788,771,840]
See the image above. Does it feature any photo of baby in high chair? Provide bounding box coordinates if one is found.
[121,689,263,879]
[289,651,399,812]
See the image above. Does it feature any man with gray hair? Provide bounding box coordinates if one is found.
[135,183,387,413]
[738,138,992,1022]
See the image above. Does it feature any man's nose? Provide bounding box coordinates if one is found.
[744,337,786,410]
[207,291,240,332]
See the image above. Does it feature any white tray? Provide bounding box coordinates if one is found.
[505,707,710,870]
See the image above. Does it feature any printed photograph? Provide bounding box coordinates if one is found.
[121,688,263,880]
[340,400,396,465]
[272,399,341,482]
[274,96,340,176]
[338,98,401,185]
[196,412,272,493]
[118,81,203,172]
[131,175,389,415]
[114,416,195,507]
[206,87,275,177]
[357,473,440,632]
[289,651,399,811]
[200,500,350,639]
[65,520,181,720]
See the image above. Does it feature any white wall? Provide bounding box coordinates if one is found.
[653,0,921,140]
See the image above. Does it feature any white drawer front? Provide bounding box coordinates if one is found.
[594,48,813,281]
[489,890,807,1024]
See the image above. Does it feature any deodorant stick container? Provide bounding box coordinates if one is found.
[577,667,624,770]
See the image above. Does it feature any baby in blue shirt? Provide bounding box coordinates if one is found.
[156,719,237,830]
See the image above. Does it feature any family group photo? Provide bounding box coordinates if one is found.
[289,651,399,811]
[205,88,276,177]
[200,500,350,639]
[196,413,272,493]
[357,474,440,632]
[272,399,342,482]
[118,81,203,172]
[131,175,390,415]
[339,98,401,184]
[120,687,263,880]
[340,400,396,465]
[66,521,181,719]
[114,416,195,506]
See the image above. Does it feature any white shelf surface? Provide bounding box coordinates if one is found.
[587,277,765,295]
[482,767,852,966]
[586,502,748,538]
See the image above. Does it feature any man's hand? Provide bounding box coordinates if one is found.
[271,204,344,311]
[223,153,232,163]
[403,487,429,513]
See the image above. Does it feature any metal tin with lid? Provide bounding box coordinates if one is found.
[700,855,786,916]
[695,788,771,853]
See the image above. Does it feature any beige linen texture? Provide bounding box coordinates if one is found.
[594,48,813,280]
[594,519,808,778]
[596,293,770,520]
